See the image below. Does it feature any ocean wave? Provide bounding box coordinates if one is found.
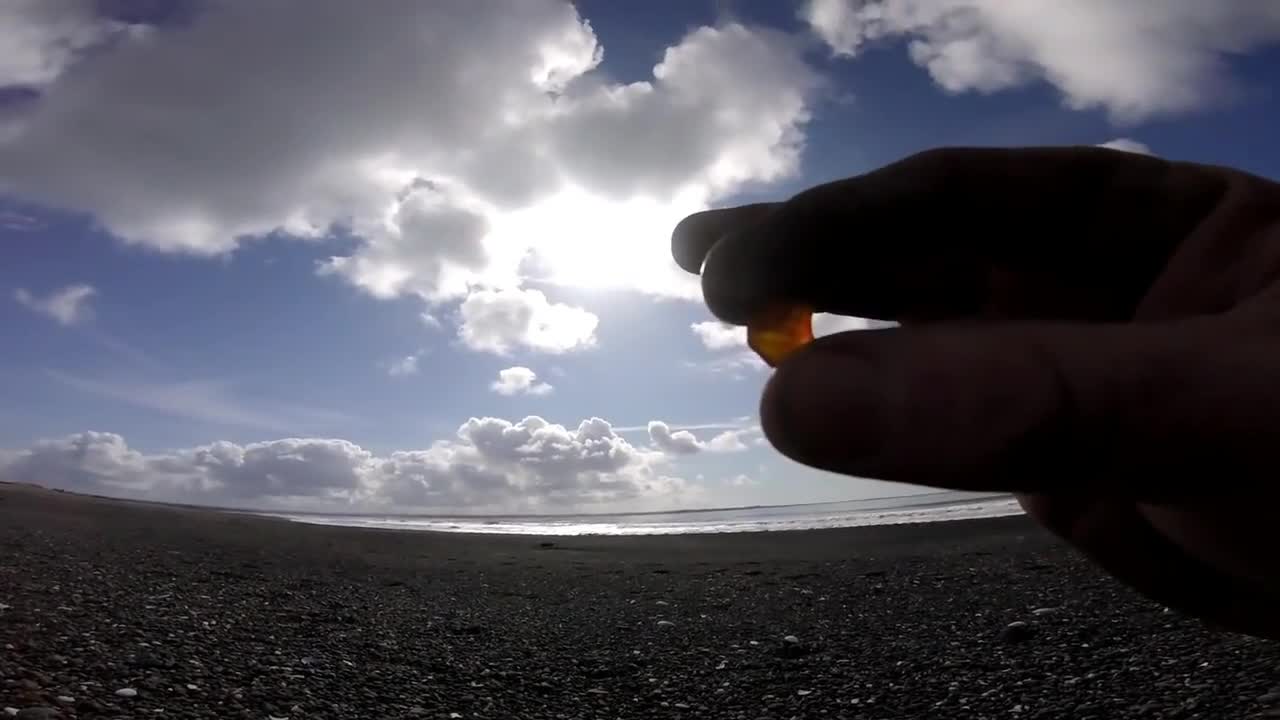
[270,497,1025,536]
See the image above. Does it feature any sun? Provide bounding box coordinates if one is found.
[487,186,706,299]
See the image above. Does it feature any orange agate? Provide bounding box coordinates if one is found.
[747,305,813,368]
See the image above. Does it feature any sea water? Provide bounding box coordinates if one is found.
[269,491,1023,536]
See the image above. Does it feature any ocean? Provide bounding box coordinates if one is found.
[269,491,1024,536]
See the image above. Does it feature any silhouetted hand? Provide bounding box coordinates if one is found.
[672,146,1280,641]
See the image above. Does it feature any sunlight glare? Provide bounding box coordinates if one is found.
[489,187,706,298]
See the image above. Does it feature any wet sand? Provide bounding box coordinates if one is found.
[2,482,1277,719]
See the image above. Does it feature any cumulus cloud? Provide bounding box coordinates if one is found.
[0,432,374,507]
[802,0,1280,122]
[491,367,553,396]
[691,321,747,350]
[0,2,821,350]
[0,417,690,512]
[1097,138,1153,155]
[459,288,598,355]
[648,420,753,455]
[648,420,704,455]
[14,283,96,325]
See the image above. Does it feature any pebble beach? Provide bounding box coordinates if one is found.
[2,482,1278,719]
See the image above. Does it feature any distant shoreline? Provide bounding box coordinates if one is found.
[0,479,1011,522]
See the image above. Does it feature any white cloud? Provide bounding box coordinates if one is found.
[648,420,754,455]
[1097,138,1153,155]
[0,417,692,512]
[0,2,821,353]
[491,366,554,396]
[802,0,1280,122]
[386,354,420,377]
[14,283,96,325]
[648,420,704,455]
[459,288,598,355]
[689,320,762,378]
[706,430,749,453]
[691,321,747,350]
[419,312,443,330]
[0,0,131,87]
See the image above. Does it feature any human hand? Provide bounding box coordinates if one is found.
[671,146,1280,640]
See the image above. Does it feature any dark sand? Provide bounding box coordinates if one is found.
[2,483,1277,720]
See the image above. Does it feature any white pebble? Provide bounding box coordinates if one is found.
[655,600,669,605]
[783,635,800,644]
[4,709,18,718]
[186,684,198,690]
[656,620,675,627]
[115,688,138,698]
[56,695,75,704]
[1031,607,1060,616]
[797,689,812,696]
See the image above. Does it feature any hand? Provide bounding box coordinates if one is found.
[671,146,1280,640]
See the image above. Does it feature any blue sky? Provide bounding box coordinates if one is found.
[2,0,1279,513]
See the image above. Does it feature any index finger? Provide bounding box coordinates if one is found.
[672,146,1232,327]
[671,202,777,274]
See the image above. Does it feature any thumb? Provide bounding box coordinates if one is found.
[760,318,1274,499]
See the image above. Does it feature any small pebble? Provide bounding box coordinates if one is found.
[783,635,800,644]
[998,621,1035,644]
[55,696,74,704]
[115,688,138,698]
[656,620,675,627]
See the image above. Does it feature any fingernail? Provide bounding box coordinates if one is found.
[760,341,884,474]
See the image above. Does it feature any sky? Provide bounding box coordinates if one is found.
[2,0,1280,514]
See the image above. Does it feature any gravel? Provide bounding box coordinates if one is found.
[2,482,1278,719]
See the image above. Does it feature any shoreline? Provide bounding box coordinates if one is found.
[3,482,1278,718]
[2,481,1031,550]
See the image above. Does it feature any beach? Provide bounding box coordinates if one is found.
[2,483,1277,719]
